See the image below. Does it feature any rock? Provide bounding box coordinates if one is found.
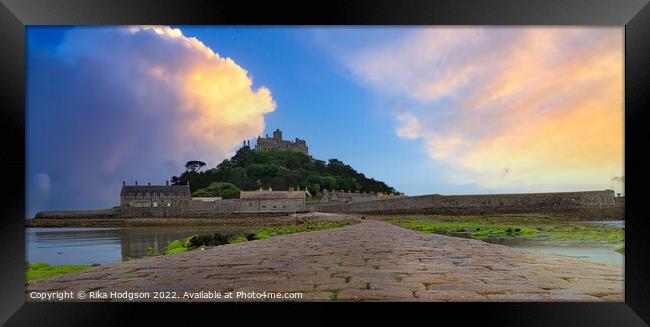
[187,233,229,248]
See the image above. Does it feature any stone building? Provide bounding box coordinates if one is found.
[120,181,191,208]
[255,129,308,155]
[240,187,307,212]
[112,182,622,218]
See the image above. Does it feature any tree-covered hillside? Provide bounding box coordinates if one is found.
[170,146,397,198]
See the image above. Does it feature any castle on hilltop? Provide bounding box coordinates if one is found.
[252,129,308,155]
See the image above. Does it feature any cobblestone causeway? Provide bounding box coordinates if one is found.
[26,219,624,301]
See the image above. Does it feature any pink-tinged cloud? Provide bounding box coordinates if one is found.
[345,27,624,193]
[27,26,275,216]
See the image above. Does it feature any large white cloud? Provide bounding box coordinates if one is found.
[27,26,275,216]
[343,27,624,193]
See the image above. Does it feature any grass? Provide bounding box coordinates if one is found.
[26,262,92,281]
[386,216,624,244]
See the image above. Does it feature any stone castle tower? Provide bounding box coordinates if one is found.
[252,129,308,155]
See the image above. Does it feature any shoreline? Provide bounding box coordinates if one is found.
[25,219,624,302]
[25,212,623,228]
[25,213,361,228]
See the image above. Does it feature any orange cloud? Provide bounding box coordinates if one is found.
[121,26,276,163]
[27,26,276,215]
[348,27,623,193]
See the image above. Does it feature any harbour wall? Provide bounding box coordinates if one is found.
[314,190,624,218]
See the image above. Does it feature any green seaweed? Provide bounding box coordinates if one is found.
[155,222,352,256]
[254,222,351,240]
[386,216,624,244]
[145,246,161,256]
[329,288,342,301]
[26,262,92,281]
[228,234,248,244]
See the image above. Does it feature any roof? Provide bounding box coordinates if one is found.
[240,190,306,200]
[120,185,191,196]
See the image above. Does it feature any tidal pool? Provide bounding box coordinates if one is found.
[485,238,623,265]
[25,226,253,265]
[469,220,624,265]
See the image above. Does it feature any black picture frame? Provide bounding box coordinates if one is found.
[1,0,649,325]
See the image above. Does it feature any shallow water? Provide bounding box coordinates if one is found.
[471,220,625,265]
[486,238,623,265]
[26,220,625,266]
[26,226,253,265]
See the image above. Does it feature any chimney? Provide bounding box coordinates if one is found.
[135,181,138,186]
[122,181,126,186]
[243,140,246,147]
[166,181,169,186]
[148,182,151,186]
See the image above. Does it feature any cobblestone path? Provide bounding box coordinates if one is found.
[26,219,624,301]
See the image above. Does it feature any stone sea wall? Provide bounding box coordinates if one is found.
[315,190,624,218]
[36,190,624,219]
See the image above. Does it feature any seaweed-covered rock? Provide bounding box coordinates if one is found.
[187,233,230,248]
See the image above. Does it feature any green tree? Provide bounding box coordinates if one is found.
[172,147,397,195]
[185,160,206,173]
[192,182,241,199]
[308,183,321,195]
[215,182,241,199]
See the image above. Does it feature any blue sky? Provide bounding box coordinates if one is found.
[26,26,624,217]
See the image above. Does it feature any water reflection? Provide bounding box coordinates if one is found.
[26,226,253,265]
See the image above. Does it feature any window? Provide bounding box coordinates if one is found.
[153,202,158,207]
[167,203,171,207]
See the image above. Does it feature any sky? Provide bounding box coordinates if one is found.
[26,26,624,217]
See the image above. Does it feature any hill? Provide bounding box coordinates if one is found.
[170,146,397,198]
